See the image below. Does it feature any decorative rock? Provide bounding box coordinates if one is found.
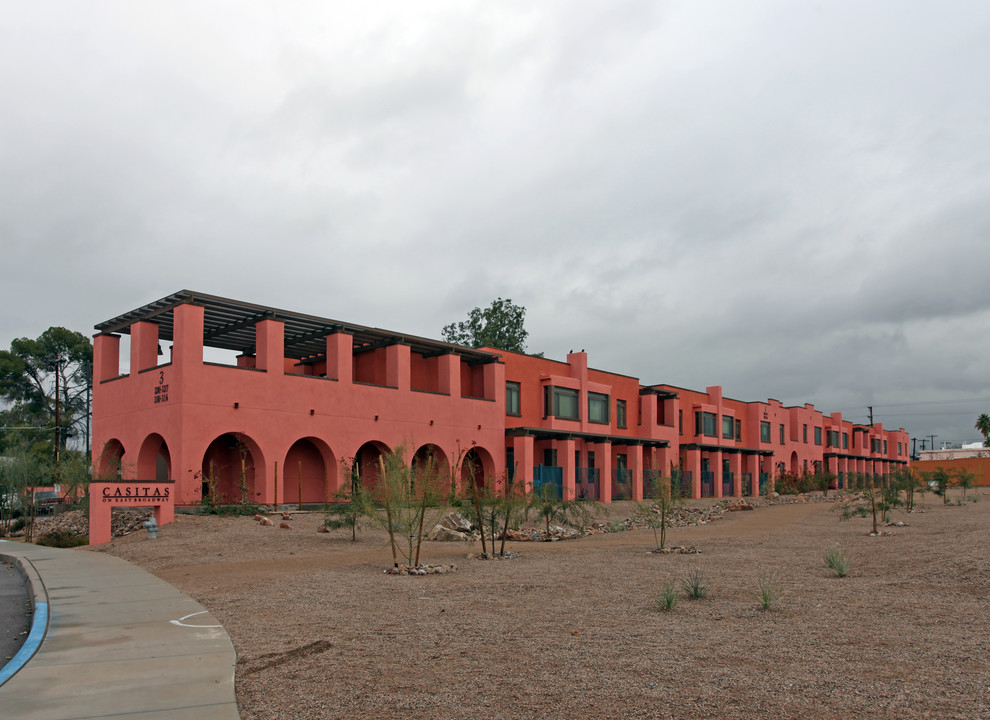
[281,512,293,520]
[279,522,292,530]
[427,525,472,542]
[259,517,274,526]
[317,525,330,533]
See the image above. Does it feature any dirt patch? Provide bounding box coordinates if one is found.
[93,495,990,720]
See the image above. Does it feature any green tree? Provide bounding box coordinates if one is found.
[0,328,93,460]
[975,413,990,447]
[441,298,538,354]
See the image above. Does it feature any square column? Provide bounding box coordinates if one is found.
[94,334,121,382]
[684,448,701,499]
[595,441,612,503]
[256,319,284,374]
[730,452,742,497]
[629,445,644,501]
[512,435,535,493]
[713,449,724,498]
[558,437,577,500]
[130,321,159,373]
[437,353,460,396]
[326,332,353,383]
[385,343,411,390]
[172,303,204,369]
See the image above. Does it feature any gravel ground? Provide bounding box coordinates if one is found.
[94,493,990,720]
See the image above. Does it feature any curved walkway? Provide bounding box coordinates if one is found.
[0,541,239,720]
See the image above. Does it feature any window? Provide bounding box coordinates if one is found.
[803,424,808,443]
[883,440,888,454]
[760,421,771,443]
[735,419,742,441]
[871,438,882,453]
[696,411,717,437]
[897,442,902,456]
[506,381,520,416]
[842,432,849,449]
[616,399,627,429]
[828,430,839,448]
[679,410,683,435]
[779,424,785,444]
[722,415,734,439]
[506,447,515,482]
[588,392,609,424]
[545,386,579,420]
[814,427,822,446]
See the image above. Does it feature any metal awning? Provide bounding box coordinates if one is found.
[94,290,499,363]
[504,426,669,448]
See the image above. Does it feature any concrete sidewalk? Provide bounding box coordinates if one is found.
[0,541,239,720]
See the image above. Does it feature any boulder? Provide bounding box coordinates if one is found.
[279,522,292,530]
[259,517,274,526]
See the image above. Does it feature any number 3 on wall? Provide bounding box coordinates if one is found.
[159,371,165,385]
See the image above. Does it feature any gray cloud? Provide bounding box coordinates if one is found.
[1,0,989,446]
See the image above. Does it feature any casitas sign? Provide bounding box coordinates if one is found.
[89,481,175,546]
[101,485,171,502]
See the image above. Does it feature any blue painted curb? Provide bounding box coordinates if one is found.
[0,600,48,686]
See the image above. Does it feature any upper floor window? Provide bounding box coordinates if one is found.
[760,421,771,443]
[779,424,785,445]
[588,392,610,424]
[616,399,627,429]
[696,411,717,437]
[803,424,808,443]
[506,381,521,416]
[842,432,849,449]
[735,419,742,441]
[814,427,822,446]
[722,415,734,439]
[545,386,579,421]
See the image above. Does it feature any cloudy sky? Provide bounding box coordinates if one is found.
[2,1,989,448]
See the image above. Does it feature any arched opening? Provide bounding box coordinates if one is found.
[202,433,260,505]
[96,439,125,480]
[137,434,171,482]
[352,441,391,495]
[284,438,335,506]
[789,451,800,475]
[412,444,450,496]
[460,446,496,493]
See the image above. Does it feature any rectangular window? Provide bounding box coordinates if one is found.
[814,427,822,446]
[779,424,785,445]
[616,399,627,429]
[679,410,683,435]
[735,419,742,441]
[803,424,808,443]
[506,448,515,482]
[506,381,520,416]
[696,411,717,437]
[884,440,888,454]
[588,392,609,424]
[554,387,579,421]
[760,421,771,443]
[828,430,839,448]
[897,442,902,456]
[842,432,849,449]
[722,415,734,439]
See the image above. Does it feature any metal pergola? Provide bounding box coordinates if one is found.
[94,290,499,363]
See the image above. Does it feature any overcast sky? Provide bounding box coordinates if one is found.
[2,1,989,449]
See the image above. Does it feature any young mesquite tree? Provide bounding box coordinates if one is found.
[324,461,371,541]
[636,471,682,551]
[363,447,449,568]
[525,484,599,539]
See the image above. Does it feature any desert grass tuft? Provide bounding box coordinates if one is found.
[681,567,710,600]
[824,544,848,577]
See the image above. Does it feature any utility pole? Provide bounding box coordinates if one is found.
[868,406,874,426]
[911,437,917,458]
[54,353,62,489]
[919,438,927,451]
[928,434,937,452]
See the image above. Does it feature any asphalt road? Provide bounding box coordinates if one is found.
[0,559,31,666]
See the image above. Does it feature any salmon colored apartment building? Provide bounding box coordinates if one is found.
[92,291,909,506]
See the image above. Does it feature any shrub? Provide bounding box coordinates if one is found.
[654,580,678,612]
[824,545,848,577]
[35,529,88,548]
[681,567,710,600]
[756,572,784,611]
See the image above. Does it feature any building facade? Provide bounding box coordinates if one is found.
[92,291,910,506]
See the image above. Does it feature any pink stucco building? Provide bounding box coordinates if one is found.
[92,291,909,505]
